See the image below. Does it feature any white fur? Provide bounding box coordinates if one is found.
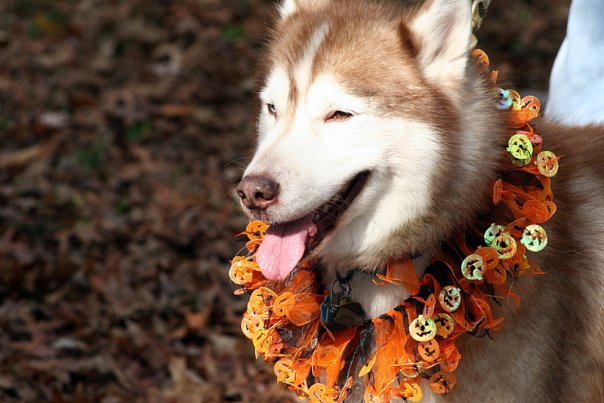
[278,0,297,18]
[258,67,289,138]
[316,116,441,269]
[348,255,432,318]
[278,0,330,20]
[294,23,330,94]
[248,68,443,263]
[410,0,473,101]
[546,0,604,125]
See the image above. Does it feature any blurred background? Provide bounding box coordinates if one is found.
[0,0,569,402]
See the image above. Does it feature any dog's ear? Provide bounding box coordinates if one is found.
[278,0,330,20]
[406,0,473,97]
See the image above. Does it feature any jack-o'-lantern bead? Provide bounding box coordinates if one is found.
[244,220,269,240]
[241,313,264,339]
[308,383,337,403]
[521,95,541,115]
[507,133,533,165]
[274,358,296,384]
[472,49,490,71]
[358,355,376,377]
[537,151,559,177]
[229,256,257,285]
[484,223,505,246]
[439,286,462,313]
[397,381,423,402]
[272,292,294,317]
[521,224,548,252]
[461,254,485,280]
[434,313,456,338]
[429,371,457,394]
[496,88,513,109]
[252,329,282,356]
[492,233,518,259]
[409,315,437,342]
[509,90,522,110]
[418,339,441,362]
[248,287,277,314]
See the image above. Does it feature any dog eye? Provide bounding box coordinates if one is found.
[266,103,277,117]
[326,110,353,122]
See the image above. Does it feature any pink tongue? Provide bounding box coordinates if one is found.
[256,215,317,280]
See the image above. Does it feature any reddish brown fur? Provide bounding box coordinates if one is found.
[442,121,604,402]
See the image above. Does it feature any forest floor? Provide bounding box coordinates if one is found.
[0,0,569,402]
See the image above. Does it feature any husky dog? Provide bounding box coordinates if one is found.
[237,0,604,401]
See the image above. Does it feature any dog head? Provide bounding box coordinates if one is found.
[238,0,501,280]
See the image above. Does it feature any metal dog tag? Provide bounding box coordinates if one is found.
[320,275,368,332]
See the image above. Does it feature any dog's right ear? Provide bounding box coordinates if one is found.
[405,0,473,101]
[278,0,330,20]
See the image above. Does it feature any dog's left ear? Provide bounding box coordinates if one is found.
[406,0,473,96]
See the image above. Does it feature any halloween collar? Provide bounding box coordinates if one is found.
[229,49,560,402]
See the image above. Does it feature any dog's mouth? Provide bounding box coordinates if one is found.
[308,171,371,251]
[255,171,371,281]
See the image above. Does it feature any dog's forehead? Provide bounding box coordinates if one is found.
[264,3,420,100]
[260,1,459,131]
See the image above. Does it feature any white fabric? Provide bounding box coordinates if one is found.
[546,0,604,126]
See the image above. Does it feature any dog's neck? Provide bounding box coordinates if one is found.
[323,254,432,318]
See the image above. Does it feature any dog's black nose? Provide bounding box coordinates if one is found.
[237,174,280,210]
